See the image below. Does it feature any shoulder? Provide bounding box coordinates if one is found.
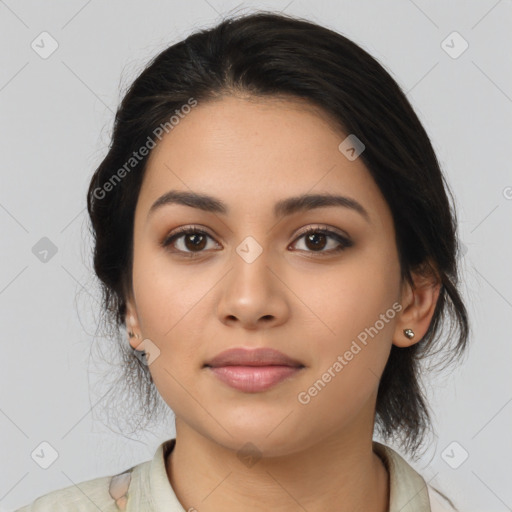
[427,485,459,512]
[14,466,138,512]
[14,438,176,512]
[373,441,460,512]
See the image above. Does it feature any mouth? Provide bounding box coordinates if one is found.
[203,347,305,393]
[205,365,304,393]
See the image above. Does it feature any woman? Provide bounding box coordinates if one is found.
[17,10,468,512]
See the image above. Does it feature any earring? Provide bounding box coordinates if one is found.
[403,328,415,339]
[128,331,145,360]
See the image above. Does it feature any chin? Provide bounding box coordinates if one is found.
[208,423,307,459]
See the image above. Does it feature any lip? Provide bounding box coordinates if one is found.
[204,347,305,393]
[204,347,304,368]
[207,366,303,392]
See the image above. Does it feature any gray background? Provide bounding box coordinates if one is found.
[1,1,511,511]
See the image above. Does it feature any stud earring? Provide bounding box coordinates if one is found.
[403,328,415,339]
[128,330,145,360]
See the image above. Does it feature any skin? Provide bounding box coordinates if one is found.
[125,94,441,512]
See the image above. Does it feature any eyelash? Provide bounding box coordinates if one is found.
[160,225,353,258]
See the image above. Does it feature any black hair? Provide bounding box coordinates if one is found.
[86,10,470,458]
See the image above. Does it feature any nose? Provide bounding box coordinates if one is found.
[215,249,290,330]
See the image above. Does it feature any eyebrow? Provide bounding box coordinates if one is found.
[148,190,371,223]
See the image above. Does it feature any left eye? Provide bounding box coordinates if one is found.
[291,227,353,254]
[161,226,352,256]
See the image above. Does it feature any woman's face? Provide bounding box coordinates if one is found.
[126,95,412,455]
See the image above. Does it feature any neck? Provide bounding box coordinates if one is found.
[166,423,389,512]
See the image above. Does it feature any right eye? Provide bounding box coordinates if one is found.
[161,226,220,257]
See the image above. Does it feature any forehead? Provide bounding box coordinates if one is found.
[137,95,390,227]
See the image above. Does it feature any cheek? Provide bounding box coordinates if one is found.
[295,245,400,343]
[132,239,212,337]
[294,283,397,434]
[297,246,400,392]
[130,249,212,386]
[131,255,209,413]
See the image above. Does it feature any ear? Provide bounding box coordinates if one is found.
[125,292,143,351]
[393,264,441,348]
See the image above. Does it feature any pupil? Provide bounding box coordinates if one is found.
[186,233,206,251]
[307,233,326,250]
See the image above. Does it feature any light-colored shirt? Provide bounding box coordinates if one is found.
[15,439,458,511]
